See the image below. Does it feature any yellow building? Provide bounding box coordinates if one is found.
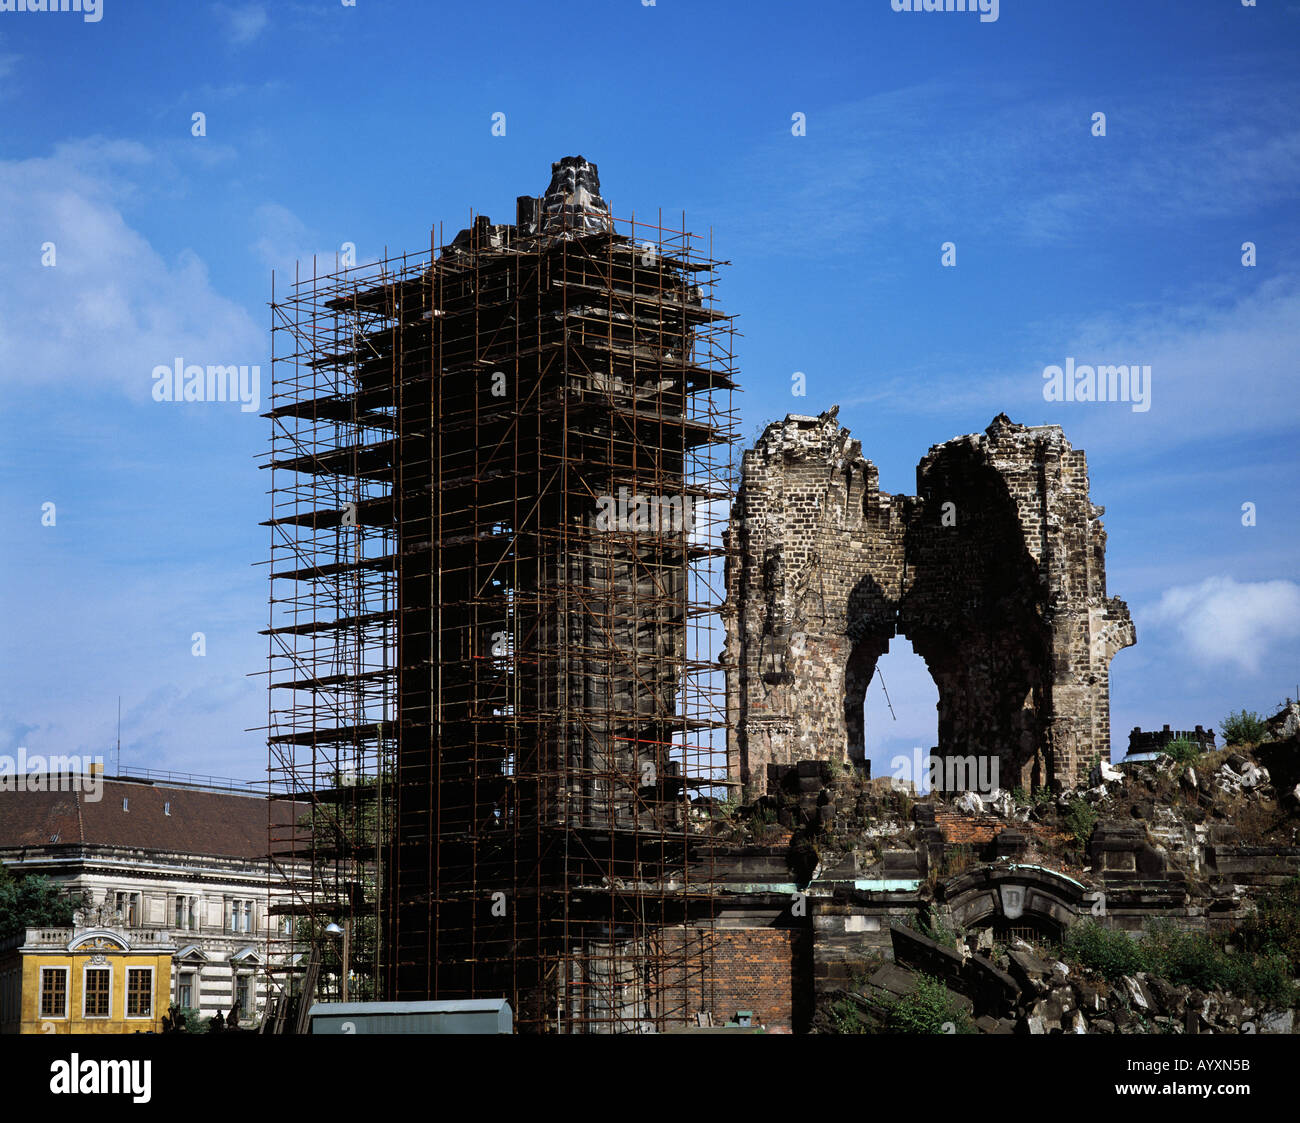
[0,924,174,1034]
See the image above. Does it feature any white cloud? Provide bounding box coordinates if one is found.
[218,4,268,45]
[251,201,381,278]
[732,73,1300,256]
[838,274,1300,453]
[251,201,315,272]
[1014,274,1300,451]
[0,139,262,399]
[1144,576,1300,674]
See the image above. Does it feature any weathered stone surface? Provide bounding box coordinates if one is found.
[725,409,1134,795]
[866,962,920,999]
[1121,974,1153,1010]
[1007,948,1051,993]
[1260,1009,1294,1034]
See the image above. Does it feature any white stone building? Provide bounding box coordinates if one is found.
[0,773,306,1027]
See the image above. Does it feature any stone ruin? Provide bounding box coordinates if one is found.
[725,408,1136,796]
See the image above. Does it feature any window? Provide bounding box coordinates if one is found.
[113,891,140,927]
[40,968,68,1019]
[234,975,250,1019]
[177,970,196,1010]
[84,968,111,1018]
[174,895,199,931]
[126,967,153,1018]
[229,899,253,933]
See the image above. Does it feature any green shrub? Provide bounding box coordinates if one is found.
[919,911,961,951]
[893,789,913,820]
[829,995,868,1034]
[1063,921,1146,981]
[1065,798,1099,846]
[881,974,975,1034]
[1221,954,1294,1007]
[1238,877,1300,976]
[1063,920,1297,1007]
[1221,709,1267,746]
[1143,922,1227,992]
[1162,738,1201,765]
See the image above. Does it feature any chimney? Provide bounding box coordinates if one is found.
[516,194,542,235]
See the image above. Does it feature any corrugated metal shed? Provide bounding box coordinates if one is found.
[308,998,513,1034]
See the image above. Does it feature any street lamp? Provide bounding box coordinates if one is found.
[323,921,351,1003]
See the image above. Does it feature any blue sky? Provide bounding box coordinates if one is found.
[0,0,1297,783]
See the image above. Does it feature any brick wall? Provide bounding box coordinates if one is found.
[662,926,808,1032]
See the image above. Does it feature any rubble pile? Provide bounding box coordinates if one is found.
[812,924,1295,1035]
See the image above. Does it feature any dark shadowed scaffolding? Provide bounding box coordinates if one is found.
[261,159,739,1032]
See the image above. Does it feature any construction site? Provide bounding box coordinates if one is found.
[260,157,1300,1036]
[263,157,738,1033]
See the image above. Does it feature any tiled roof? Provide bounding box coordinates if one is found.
[0,780,301,860]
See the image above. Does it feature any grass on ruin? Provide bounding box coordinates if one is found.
[829,972,975,1035]
[1061,915,1298,1008]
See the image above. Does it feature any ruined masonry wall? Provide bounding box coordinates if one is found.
[724,410,1135,795]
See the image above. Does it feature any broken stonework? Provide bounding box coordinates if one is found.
[725,409,1135,795]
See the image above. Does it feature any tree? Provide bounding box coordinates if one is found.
[0,866,80,938]
[1220,709,1267,746]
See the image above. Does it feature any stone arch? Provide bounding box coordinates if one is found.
[843,573,897,769]
[901,445,1054,791]
[726,411,1136,795]
[939,865,1087,938]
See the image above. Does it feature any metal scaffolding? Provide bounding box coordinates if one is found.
[263,158,738,1032]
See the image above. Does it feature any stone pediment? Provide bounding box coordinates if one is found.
[67,928,129,953]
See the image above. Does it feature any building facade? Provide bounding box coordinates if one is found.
[0,774,304,1027]
[0,921,174,1034]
